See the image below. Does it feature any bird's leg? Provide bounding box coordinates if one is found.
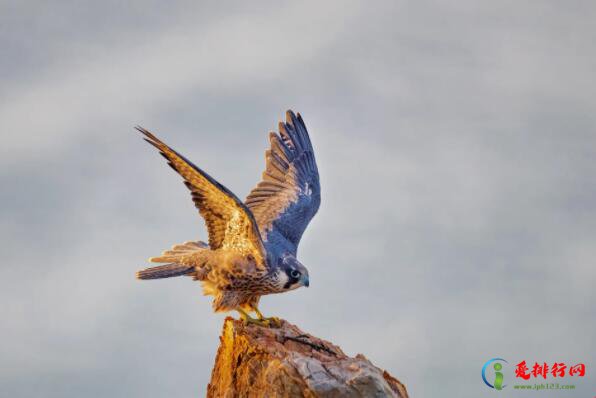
[254,307,282,328]
[237,308,271,327]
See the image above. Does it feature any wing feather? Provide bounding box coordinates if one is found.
[245,110,320,254]
[137,127,266,266]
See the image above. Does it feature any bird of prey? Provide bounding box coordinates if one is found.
[136,110,320,327]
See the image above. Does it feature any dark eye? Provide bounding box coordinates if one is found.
[290,269,301,279]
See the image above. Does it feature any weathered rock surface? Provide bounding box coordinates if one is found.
[207,318,408,398]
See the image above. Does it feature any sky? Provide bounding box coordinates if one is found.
[1,1,595,397]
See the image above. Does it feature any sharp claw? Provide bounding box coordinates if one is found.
[241,315,274,328]
[265,316,281,328]
[251,308,281,328]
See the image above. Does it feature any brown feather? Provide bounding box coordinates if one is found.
[137,126,266,267]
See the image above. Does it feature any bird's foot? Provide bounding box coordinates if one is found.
[237,309,277,328]
[261,316,282,328]
[254,308,282,328]
[244,316,273,327]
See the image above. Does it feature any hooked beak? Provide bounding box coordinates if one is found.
[302,274,310,287]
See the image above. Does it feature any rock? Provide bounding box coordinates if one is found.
[207,318,408,398]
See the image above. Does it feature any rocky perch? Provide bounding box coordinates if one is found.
[207,318,408,397]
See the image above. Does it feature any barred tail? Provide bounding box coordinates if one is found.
[136,263,195,280]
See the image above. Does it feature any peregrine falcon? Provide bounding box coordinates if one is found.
[136,110,320,327]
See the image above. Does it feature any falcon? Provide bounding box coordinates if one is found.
[136,110,320,327]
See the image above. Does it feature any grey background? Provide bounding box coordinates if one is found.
[1,1,594,397]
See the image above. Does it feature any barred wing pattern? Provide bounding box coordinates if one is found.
[137,127,266,266]
[245,111,320,255]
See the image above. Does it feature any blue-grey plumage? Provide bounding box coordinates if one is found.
[246,111,321,257]
[136,110,319,327]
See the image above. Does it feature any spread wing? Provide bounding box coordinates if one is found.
[137,127,266,266]
[245,110,320,255]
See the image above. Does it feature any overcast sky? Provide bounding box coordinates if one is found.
[1,1,594,397]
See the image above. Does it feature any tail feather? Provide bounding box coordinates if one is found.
[149,240,208,263]
[136,263,195,280]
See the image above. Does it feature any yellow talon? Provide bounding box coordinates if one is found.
[254,308,282,328]
[237,308,272,327]
[265,316,282,328]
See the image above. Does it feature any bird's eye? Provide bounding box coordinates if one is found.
[290,270,301,279]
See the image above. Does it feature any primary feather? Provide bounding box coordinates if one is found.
[246,110,321,255]
[135,126,266,266]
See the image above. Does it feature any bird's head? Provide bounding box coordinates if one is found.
[274,254,309,291]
